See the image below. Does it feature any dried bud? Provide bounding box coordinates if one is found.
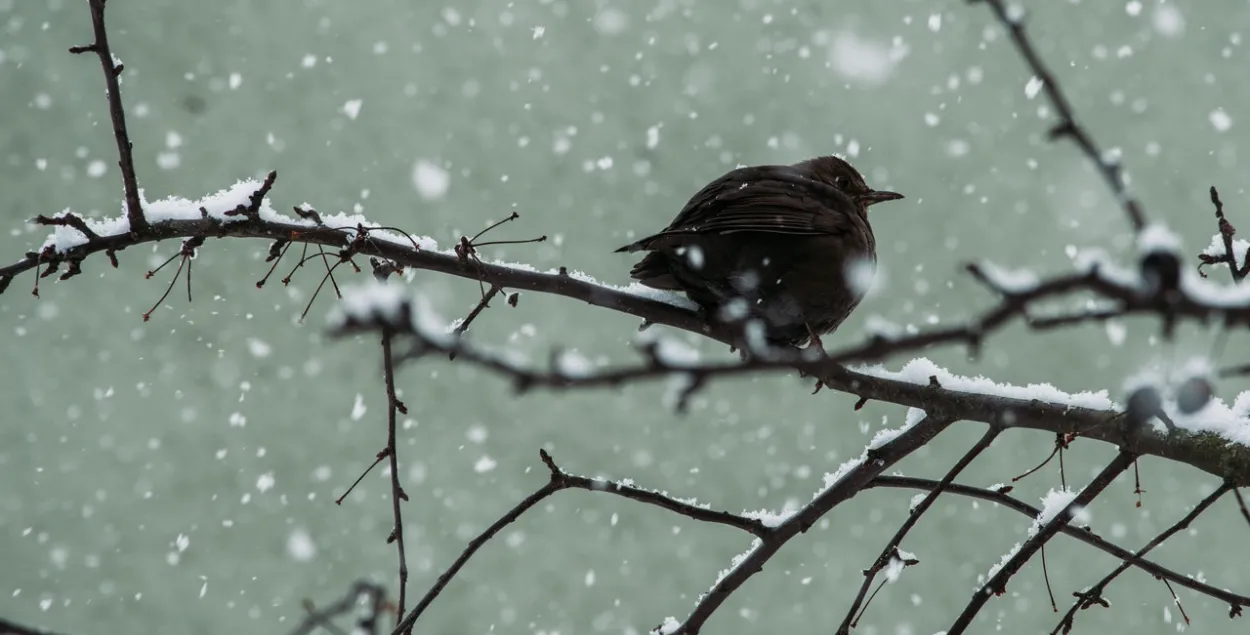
[1125,385,1163,425]
[1139,251,1180,297]
[1175,376,1214,415]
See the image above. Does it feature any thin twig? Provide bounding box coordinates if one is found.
[449,285,503,360]
[288,580,387,635]
[318,245,344,299]
[868,476,1250,609]
[301,259,349,321]
[471,237,548,248]
[946,451,1136,635]
[69,0,147,232]
[469,211,521,244]
[185,249,194,302]
[1133,459,1145,508]
[540,452,770,536]
[392,451,568,635]
[838,426,1000,634]
[1041,545,1057,612]
[1161,577,1192,627]
[34,213,100,241]
[661,416,957,635]
[975,0,1145,232]
[142,254,186,322]
[1052,481,1234,634]
[381,331,409,632]
[335,449,389,505]
[1011,436,1061,483]
[1202,186,1248,282]
[1234,488,1250,529]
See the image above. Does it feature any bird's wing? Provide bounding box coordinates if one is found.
[662,166,855,236]
[614,165,860,253]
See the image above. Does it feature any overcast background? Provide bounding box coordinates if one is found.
[2,1,1249,633]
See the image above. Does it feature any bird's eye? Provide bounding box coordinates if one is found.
[833,176,848,189]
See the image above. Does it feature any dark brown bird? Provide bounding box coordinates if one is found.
[616,155,903,350]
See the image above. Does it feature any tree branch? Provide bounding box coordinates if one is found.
[288,580,387,635]
[393,449,770,634]
[68,0,146,233]
[945,451,1137,635]
[1052,481,1237,633]
[867,476,1250,611]
[837,426,1001,633]
[0,616,74,635]
[659,415,957,634]
[973,0,1145,232]
[331,282,1250,486]
[380,330,409,632]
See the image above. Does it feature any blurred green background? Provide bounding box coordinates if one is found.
[2,0,1248,633]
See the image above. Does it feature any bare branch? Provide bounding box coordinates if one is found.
[34,213,100,241]
[392,448,770,634]
[380,330,409,632]
[660,415,957,634]
[1234,488,1250,529]
[449,285,503,360]
[538,452,771,536]
[452,285,502,337]
[288,580,387,635]
[868,476,1250,610]
[0,616,74,635]
[392,451,562,635]
[945,451,1137,635]
[71,0,147,232]
[838,426,1001,633]
[1053,481,1234,633]
[973,0,1146,232]
[1199,185,1250,281]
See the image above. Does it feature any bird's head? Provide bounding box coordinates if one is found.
[801,155,904,209]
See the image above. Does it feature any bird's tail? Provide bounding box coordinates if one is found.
[617,230,701,253]
[614,234,656,253]
[625,251,683,290]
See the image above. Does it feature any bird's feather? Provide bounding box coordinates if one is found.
[617,165,859,252]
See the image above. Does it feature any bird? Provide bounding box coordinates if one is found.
[616,155,903,351]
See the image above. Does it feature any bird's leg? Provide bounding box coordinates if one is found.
[805,328,825,355]
[801,321,831,358]
[803,322,828,394]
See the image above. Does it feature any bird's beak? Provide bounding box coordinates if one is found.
[857,190,905,207]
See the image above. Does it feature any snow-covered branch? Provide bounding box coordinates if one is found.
[328,281,1250,485]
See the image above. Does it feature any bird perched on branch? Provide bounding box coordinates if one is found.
[616,155,903,350]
